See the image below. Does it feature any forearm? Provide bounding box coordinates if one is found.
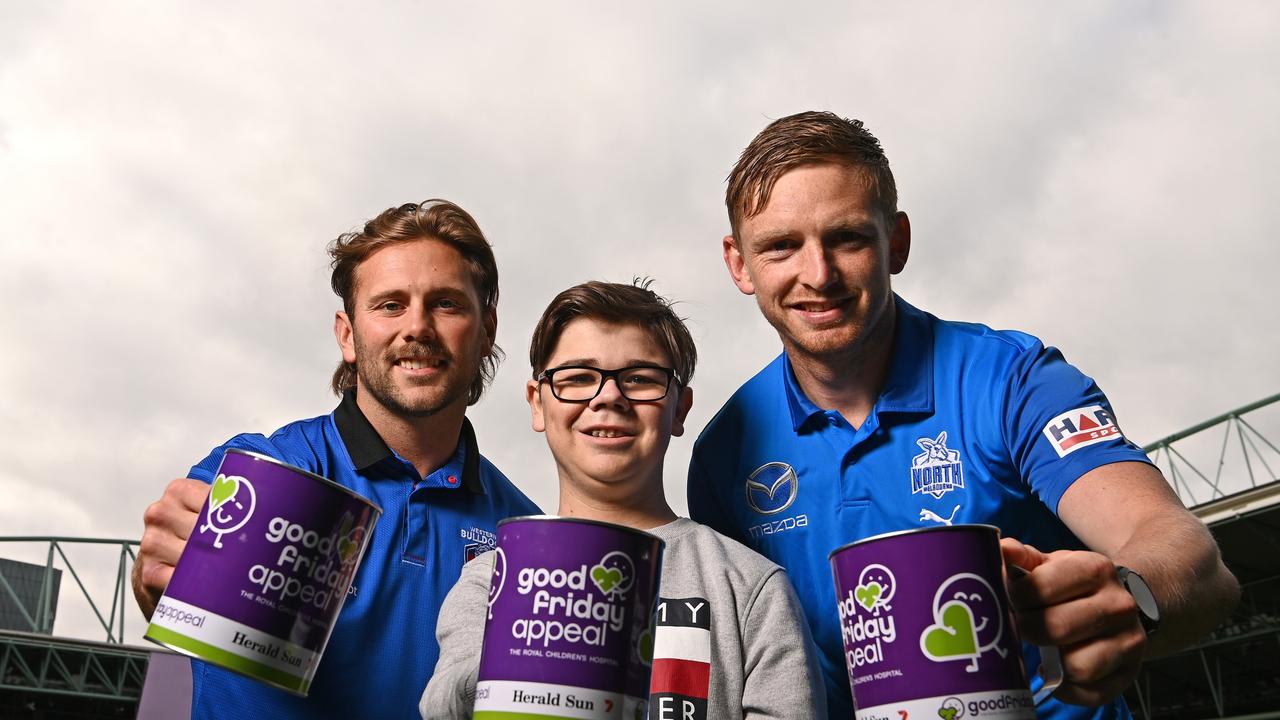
[1057,462,1241,658]
[1113,515,1239,657]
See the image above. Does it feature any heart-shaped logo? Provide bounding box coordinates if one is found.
[591,565,624,595]
[334,514,360,563]
[938,707,959,720]
[855,582,883,611]
[921,601,979,660]
[338,530,362,564]
[210,474,238,509]
[637,628,654,666]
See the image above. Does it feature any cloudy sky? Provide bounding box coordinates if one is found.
[2,2,1277,641]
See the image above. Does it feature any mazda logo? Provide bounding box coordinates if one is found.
[745,462,798,515]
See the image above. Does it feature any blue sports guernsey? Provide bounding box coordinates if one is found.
[689,296,1153,720]
[185,391,541,719]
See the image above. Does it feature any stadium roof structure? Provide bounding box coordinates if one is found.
[0,538,149,719]
[1125,392,1280,720]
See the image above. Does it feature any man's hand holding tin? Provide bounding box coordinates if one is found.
[132,477,209,619]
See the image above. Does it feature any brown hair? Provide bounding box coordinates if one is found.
[528,279,697,387]
[329,199,502,404]
[725,110,898,233]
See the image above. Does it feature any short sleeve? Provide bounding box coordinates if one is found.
[1001,343,1154,513]
[188,433,283,484]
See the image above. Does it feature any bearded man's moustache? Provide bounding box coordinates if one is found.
[395,343,452,362]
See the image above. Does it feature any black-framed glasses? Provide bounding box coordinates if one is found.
[537,365,677,403]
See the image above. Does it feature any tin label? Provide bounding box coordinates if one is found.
[145,450,380,695]
[475,518,663,719]
[830,526,1034,720]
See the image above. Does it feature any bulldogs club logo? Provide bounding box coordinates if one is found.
[745,462,799,515]
[461,525,497,563]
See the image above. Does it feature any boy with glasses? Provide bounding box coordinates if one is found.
[420,280,825,719]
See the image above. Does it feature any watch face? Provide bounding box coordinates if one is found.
[1123,570,1160,620]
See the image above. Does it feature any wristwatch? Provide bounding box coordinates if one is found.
[1116,566,1161,635]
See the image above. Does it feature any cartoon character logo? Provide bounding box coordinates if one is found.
[919,572,1008,672]
[854,564,897,615]
[745,462,799,515]
[590,550,635,599]
[937,696,965,719]
[199,473,256,548]
[487,547,507,619]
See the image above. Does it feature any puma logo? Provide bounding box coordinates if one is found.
[919,505,960,526]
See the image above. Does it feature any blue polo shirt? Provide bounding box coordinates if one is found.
[689,296,1151,720]
[185,391,540,719]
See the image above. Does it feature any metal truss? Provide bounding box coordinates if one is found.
[0,631,148,703]
[0,538,150,716]
[1144,393,1280,509]
[1127,392,1280,719]
[0,537,139,644]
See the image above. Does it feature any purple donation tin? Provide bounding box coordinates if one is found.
[144,449,381,696]
[475,516,664,719]
[829,524,1035,720]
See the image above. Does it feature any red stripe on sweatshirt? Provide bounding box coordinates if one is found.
[649,657,710,699]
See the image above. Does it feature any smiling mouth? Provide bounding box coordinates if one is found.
[396,357,446,370]
[791,298,851,313]
[586,429,632,439]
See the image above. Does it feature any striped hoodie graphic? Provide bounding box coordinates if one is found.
[649,596,711,719]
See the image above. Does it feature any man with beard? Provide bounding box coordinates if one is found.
[688,112,1238,719]
[131,199,540,719]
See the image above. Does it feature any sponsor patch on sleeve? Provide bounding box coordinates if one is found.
[1041,405,1124,458]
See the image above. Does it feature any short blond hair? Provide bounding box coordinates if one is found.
[726,111,898,233]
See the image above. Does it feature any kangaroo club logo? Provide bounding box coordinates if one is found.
[200,473,256,548]
[745,462,799,515]
[910,431,965,499]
